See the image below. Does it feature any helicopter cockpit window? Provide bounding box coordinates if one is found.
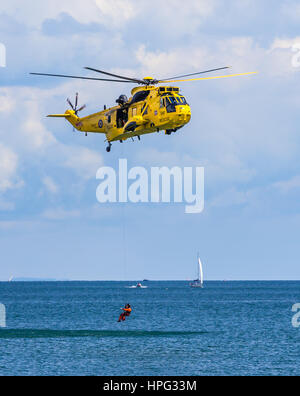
[130,90,150,105]
[178,96,187,105]
[164,95,188,112]
[166,97,176,113]
[168,97,177,105]
[107,115,111,123]
[160,98,165,108]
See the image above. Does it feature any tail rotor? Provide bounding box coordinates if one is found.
[67,93,86,116]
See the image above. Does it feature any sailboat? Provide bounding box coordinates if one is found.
[190,254,204,288]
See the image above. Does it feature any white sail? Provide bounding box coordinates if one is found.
[190,254,204,288]
[198,257,203,286]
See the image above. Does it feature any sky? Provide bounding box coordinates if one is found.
[0,0,300,280]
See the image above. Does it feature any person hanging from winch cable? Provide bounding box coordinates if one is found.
[118,304,132,322]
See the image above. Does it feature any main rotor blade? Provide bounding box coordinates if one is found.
[158,72,258,84]
[30,72,135,83]
[159,66,231,82]
[84,67,145,84]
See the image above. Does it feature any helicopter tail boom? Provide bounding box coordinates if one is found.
[47,114,72,118]
[47,111,83,132]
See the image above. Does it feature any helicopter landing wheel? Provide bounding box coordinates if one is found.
[106,143,112,153]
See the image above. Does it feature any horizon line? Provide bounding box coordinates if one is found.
[1,279,300,282]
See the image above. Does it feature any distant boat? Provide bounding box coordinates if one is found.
[128,282,147,289]
[190,254,204,288]
[8,276,13,282]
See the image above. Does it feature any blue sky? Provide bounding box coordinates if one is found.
[1,0,300,280]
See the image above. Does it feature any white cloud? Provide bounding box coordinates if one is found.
[0,1,99,27]
[94,0,137,26]
[0,85,104,184]
[63,145,103,179]
[136,36,298,83]
[23,115,57,151]
[0,0,138,29]
[0,89,15,113]
[0,143,20,192]
[270,37,300,50]
[0,0,215,30]
[273,175,300,193]
[134,0,216,33]
[42,176,59,194]
[0,87,57,152]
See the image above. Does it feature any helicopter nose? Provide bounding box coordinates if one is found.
[177,106,191,124]
[178,105,190,114]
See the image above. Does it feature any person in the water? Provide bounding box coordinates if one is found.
[118,304,132,322]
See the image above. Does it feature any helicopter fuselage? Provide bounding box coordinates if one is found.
[53,85,191,145]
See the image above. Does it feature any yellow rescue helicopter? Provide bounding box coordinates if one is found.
[31,67,257,152]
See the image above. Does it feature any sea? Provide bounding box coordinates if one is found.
[0,281,299,376]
